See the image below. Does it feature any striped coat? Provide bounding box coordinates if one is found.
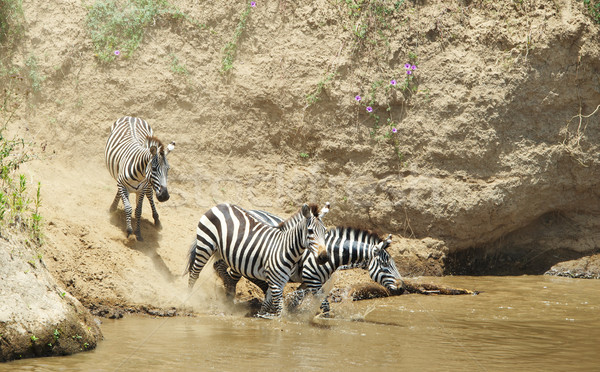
[185,203,330,317]
[215,209,402,314]
[105,116,175,240]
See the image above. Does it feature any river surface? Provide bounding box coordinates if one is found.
[5,276,600,371]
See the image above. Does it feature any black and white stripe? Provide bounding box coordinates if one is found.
[216,209,402,314]
[105,116,175,240]
[185,203,330,317]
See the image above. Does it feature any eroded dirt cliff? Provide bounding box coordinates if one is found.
[2,0,600,317]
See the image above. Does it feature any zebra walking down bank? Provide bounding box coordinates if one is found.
[105,116,175,241]
[215,209,403,315]
[185,202,331,317]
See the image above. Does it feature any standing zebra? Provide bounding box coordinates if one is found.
[185,202,330,318]
[214,209,403,315]
[105,116,175,241]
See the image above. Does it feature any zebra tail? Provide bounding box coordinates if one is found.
[182,238,197,277]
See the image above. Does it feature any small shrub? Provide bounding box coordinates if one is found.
[354,60,418,162]
[342,0,405,52]
[221,3,254,73]
[305,72,336,106]
[86,0,169,62]
[583,0,600,23]
[169,53,188,75]
[25,55,45,93]
[0,0,24,45]
[0,88,43,241]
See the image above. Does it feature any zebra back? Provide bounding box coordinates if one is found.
[105,116,154,182]
[188,203,330,317]
[105,116,174,199]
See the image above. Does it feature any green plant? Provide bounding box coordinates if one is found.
[583,0,600,23]
[30,181,42,242]
[354,60,418,162]
[86,0,172,62]
[221,3,253,73]
[305,72,337,106]
[169,53,188,75]
[30,335,38,342]
[0,0,24,45]
[53,329,60,340]
[341,0,405,53]
[299,152,309,158]
[24,55,45,93]
[0,91,42,240]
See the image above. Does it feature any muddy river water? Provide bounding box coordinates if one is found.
[6,276,600,371]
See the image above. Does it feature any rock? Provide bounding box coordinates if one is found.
[544,254,600,279]
[0,234,102,362]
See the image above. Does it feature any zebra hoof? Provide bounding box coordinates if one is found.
[136,234,143,242]
[154,219,162,229]
[255,312,277,319]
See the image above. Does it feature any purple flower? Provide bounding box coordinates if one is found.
[390,79,397,86]
[366,106,373,113]
[355,95,362,102]
[404,63,411,69]
[251,1,256,7]
[411,64,417,71]
[406,70,412,75]
[114,50,120,56]
[392,127,397,133]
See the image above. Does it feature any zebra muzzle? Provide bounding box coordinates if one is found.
[156,189,170,202]
[316,248,329,265]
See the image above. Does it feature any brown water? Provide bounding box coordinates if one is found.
[5,276,600,371]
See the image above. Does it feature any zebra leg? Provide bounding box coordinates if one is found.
[319,294,332,317]
[119,186,134,237]
[133,191,145,241]
[213,259,240,299]
[109,190,120,212]
[145,187,161,228]
[287,283,308,311]
[302,284,331,316]
[188,242,214,290]
[259,281,284,318]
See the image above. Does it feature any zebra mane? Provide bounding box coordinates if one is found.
[145,135,165,153]
[276,203,320,230]
[330,226,383,244]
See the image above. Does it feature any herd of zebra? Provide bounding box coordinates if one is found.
[105,116,403,318]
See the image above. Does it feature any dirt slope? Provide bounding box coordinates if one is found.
[3,0,600,313]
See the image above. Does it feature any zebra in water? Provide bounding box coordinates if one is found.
[185,202,331,317]
[105,116,175,241]
[214,209,403,315]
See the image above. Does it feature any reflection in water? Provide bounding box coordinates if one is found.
[6,276,600,371]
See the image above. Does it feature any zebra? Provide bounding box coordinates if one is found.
[185,202,331,318]
[214,209,403,315]
[105,116,175,241]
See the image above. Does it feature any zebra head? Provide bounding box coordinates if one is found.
[149,141,175,202]
[302,202,330,265]
[368,234,403,291]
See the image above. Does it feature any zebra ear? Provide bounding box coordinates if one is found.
[166,141,175,154]
[301,204,311,218]
[319,202,330,218]
[150,145,157,155]
[383,234,392,250]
